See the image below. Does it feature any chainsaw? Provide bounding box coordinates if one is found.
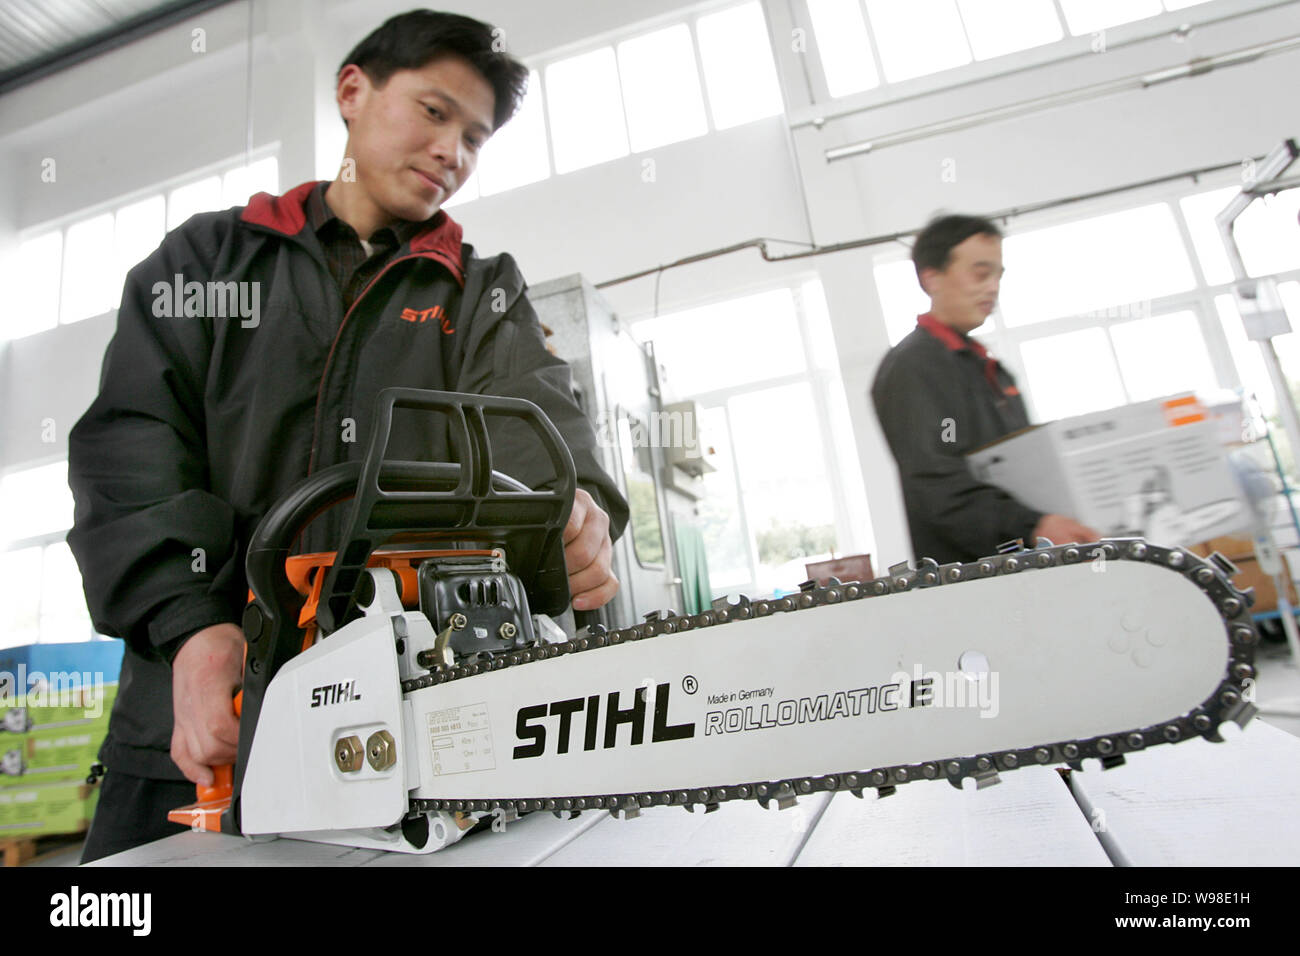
[170,387,1261,853]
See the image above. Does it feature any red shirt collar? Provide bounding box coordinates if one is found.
[916,313,1018,398]
[916,313,988,358]
[241,181,465,285]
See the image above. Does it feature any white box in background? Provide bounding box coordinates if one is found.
[967,395,1249,547]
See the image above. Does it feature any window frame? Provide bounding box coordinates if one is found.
[628,273,867,598]
[790,0,1272,123]
[2,149,280,343]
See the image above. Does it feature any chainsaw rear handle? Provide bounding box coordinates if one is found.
[229,388,578,833]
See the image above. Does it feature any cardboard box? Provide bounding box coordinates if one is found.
[0,640,124,684]
[0,780,98,838]
[967,395,1249,547]
[2,682,116,789]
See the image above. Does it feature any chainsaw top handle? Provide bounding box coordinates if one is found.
[230,388,576,832]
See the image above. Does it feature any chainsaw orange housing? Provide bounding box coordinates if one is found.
[166,549,497,831]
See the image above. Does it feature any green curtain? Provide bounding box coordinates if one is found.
[674,521,712,615]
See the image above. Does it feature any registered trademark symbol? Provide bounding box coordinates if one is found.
[682,675,698,695]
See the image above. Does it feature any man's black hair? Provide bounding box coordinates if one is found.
[339,10,529,131]
[911,214,1003,283]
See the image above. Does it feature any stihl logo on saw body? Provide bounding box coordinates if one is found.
[513,683,694,758]
[309,681,362,707]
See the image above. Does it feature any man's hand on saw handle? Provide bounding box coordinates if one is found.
[564,487,618,611]
[171,623,243,787]
[168,489,618,784]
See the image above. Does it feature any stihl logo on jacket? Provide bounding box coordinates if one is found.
[400,305,453,333]
[513,683,695,758]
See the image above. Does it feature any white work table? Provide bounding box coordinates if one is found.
[89,721,1298,867]
[1068,718,1300,866]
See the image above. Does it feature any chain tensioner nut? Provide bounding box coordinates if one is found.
[366,730,397,771]
[334,735,363,773]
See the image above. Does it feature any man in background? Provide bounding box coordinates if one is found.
[872,214,1098,565]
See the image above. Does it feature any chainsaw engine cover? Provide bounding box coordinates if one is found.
[419,554,536,658]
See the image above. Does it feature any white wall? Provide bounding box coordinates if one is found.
[1,0,1298,568]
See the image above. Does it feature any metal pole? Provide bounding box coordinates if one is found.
[1218,141,1300,695]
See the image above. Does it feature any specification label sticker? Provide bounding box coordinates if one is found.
[427,702,496,776]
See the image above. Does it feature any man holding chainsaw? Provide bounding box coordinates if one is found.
[872,214,1098,565]
[68,10,628,862]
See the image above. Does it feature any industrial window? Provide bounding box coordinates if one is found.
[0,461,73,545]
[1217,284,1300,415]
[0,461,97,648]
[1182,184,1300,282]
[863,0,971,84]
[805,0,879,97]
[59,213,116,324]
[220,156,278,208]
[1056,0,1164,35]
[1018,327,1127,420]
[958,0,1064,60]
[545,48,630,174]
[450,2,782,199]
[1,157,278,343]
[808,0,1225,100]
[1110,310,1220,402]
[696,3,784,129]
[1179,185,1240,285]
[998,204,1197,326]
[1235,188,1300,278]
[633,279,870,598]
[475,70,550,197]
[873,258,931,346]
[631,288,807,395]
[6,231,62,341]
[618,25,709,152]
[111,195,166,301]
[166,176,221,231]
[0,543,96,649]
[725,381,840,584]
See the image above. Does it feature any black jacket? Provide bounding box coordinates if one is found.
[871,315,1041,565]
[67,181,629,779]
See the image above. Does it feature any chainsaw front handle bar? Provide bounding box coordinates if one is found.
[229,388,577,832]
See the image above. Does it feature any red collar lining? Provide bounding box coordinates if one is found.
[916,313,1018,398]
[917,313,987,358]
[241,181,465,286]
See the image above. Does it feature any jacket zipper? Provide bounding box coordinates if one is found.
[306,250,458,475]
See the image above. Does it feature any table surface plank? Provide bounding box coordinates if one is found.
[86,830,390,867]
[795,766,1111,866]
[538,793,833,867]
[1068,718,1300,866]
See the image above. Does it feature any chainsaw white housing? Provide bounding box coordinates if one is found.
[240,570,466,853]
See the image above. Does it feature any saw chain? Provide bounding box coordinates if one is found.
[398,538,1260,819]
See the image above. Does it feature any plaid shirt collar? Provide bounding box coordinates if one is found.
[304,181,428,247]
